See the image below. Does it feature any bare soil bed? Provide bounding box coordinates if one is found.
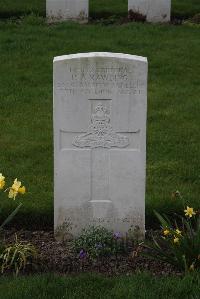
[1,229,182,277]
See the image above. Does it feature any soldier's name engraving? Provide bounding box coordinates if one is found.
[56,66,145,95]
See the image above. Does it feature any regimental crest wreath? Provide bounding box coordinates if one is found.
[72,102,130,148]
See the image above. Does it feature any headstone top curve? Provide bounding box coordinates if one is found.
[53,52,147,63]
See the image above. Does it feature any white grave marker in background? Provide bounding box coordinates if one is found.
[54,52,147,237]
[128,0,171,23]
[46,0,88,22]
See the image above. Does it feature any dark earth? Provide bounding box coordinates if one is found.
[1,229,182,277]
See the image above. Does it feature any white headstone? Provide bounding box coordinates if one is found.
[54,52,147,237]
[46,0,88,22]
[128,0,171,23]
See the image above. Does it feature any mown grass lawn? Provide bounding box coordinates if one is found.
[0,3,200,296]
[0,15,199,229]
[0,272,200,299]
[0,0,200,19]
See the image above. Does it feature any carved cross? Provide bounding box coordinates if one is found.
[60,101,140,205]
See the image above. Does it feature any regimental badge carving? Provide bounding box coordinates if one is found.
[72,102,130,148]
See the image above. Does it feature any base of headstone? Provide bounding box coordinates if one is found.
[46,0,88,23]
[128,0,171,23]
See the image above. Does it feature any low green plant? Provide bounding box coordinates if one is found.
[0,173,37,275]
[183,14,200,28]
[0,243,5,257]
[73,226,125,259]
[0,173,26,259]
[187,13,200,24]
[0,234,37,275]
[144,192,200,273]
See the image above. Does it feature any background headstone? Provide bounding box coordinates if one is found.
[54,52,148,237]
[46,0,88,22]
[128,0,171,23]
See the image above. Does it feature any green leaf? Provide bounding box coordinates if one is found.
[0,203,22,230]
[154,210,171,228]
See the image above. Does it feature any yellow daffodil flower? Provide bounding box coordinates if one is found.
[184,206,196,218]
[173,237,179,244]
[0,173,5,189]
[175,229,182,235]
[163,229,170,236]
[8,178,25,200]
[8,188,17,200]
[12,178,21,190]
[18,186,26,194]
